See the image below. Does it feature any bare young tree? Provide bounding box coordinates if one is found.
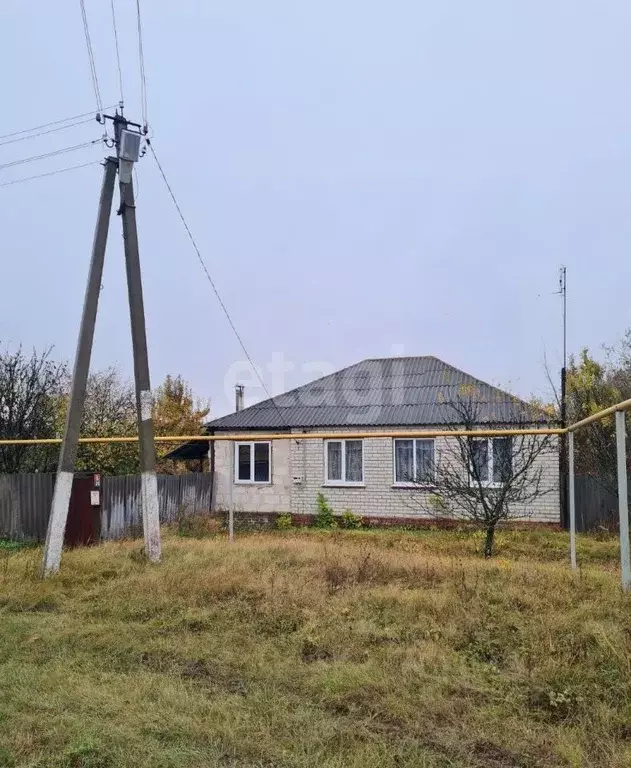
[0,346,67,473]
[406,389,556,557]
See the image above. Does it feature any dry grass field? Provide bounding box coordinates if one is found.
[0,527,630,767]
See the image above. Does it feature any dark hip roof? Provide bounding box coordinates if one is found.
[208,356,550,430]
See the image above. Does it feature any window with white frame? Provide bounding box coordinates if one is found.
[235,441,271,483]
[394,438,435,484]
[325,440,363,484]
[470,437,512,485]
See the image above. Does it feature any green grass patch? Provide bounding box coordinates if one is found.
[0,539,36,552]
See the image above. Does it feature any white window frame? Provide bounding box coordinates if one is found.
[469,437,512,488]
[392,438,436,487]
[324,439,364,486]
[234,441,272,484]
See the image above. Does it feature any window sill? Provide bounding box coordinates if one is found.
[322,482,366,488]
[392,483,435,489]
[234,481,272,486]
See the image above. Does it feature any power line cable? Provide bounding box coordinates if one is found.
[0,140,100,170]
[79,0,103,115]
[147,141,292,429]
[0,108,115,142]
[110,0,124,107]
[135,0,149,129]
[0,160,101,188]
[0,117,95,148]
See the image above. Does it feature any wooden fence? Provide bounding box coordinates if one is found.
[0,473,213,542]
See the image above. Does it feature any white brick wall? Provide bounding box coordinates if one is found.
[211,428,560,524]
[213,437,292,514]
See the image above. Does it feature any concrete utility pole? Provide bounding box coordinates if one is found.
[115,115,161,562]
[41,157,117,576]
[42,112,160,575]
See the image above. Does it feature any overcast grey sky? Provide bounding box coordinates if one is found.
[1,1,629,415]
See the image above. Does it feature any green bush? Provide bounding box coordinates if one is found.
[341,509,363,529]
[276,513,293,530]
[314,493,337,529]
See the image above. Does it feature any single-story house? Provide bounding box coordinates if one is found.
[168,356,560,525]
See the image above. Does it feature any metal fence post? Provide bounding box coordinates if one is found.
[229,441,234,544]
[615,410,631,590]
[568,431,577,569]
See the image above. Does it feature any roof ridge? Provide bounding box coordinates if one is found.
[359,355,437,362]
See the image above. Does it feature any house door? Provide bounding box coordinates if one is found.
[64,474,101,547]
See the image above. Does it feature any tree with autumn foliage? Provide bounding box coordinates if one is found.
[0,342,210,475]
[565,344,630,494]
[153,375,210,473]
[61,370,209,475]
